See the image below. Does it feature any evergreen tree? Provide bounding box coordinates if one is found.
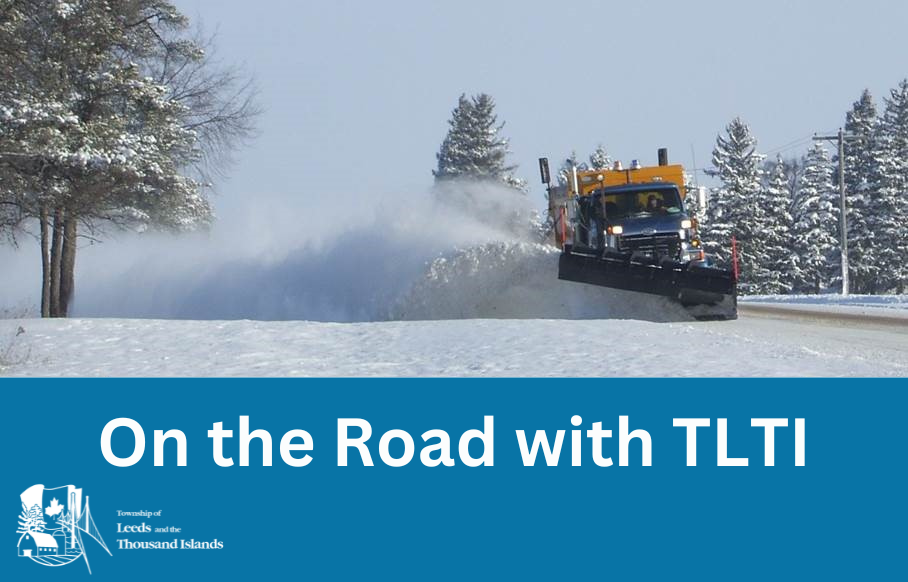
[588,145,612,170]
[871,80,908,293]
[776,156,805,220]
[434,95,476,182]
[705,118,766,294]
[758,156,797,294]
[434,93,525,191]
[842,90,879,293]
[0,0,257,317]
[557,151,585,185]
[792,144,838,294]
[685,184,708,230]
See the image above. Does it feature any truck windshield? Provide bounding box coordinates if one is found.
[595,188,683,220]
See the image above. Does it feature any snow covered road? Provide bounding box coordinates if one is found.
[2,309,905,377]
[738,302,908,327]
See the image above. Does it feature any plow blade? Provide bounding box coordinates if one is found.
[558,250,738,321]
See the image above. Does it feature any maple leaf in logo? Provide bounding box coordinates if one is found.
[46,498,63,517]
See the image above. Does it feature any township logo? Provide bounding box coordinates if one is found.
[16,484,110,574]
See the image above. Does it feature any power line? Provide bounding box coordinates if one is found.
[763,135,815,157]
[763,129,843,157]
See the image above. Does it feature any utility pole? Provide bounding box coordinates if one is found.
[813,129,860,296]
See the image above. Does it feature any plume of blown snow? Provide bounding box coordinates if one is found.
[66,179,544,321]
[393,242,692,322]
[2,179,691,323]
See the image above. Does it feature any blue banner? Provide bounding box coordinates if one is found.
[3,379,906,580]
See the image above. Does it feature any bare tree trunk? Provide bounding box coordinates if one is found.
[59,214,77,317]
[39,206,51,318]
[49,206,64,317]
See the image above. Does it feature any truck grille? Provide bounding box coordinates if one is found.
[619,233,681,258]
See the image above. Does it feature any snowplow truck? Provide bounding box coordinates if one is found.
[540,149,737,321]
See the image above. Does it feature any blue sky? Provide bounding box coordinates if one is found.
[176,0,908,211]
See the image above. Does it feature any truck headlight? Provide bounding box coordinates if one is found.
[609,225,624,235]
[681,219,693,229]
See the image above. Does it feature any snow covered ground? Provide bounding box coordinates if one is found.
[2,310,905,377]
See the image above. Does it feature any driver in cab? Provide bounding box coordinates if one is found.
[644,194,666,214]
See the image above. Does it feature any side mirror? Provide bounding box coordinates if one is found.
[539,158,551,186]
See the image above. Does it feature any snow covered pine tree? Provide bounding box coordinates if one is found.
[433,93,542,238]
[588,145,612,171]
[706,118,766,294]
[792,144,839,294]
[759,156,797,294]
[842,90,879,294]
[434,93,526,191]
[872,80,908,293]
[557,151,585,185]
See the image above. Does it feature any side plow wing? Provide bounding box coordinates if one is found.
[558,250,738,321]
